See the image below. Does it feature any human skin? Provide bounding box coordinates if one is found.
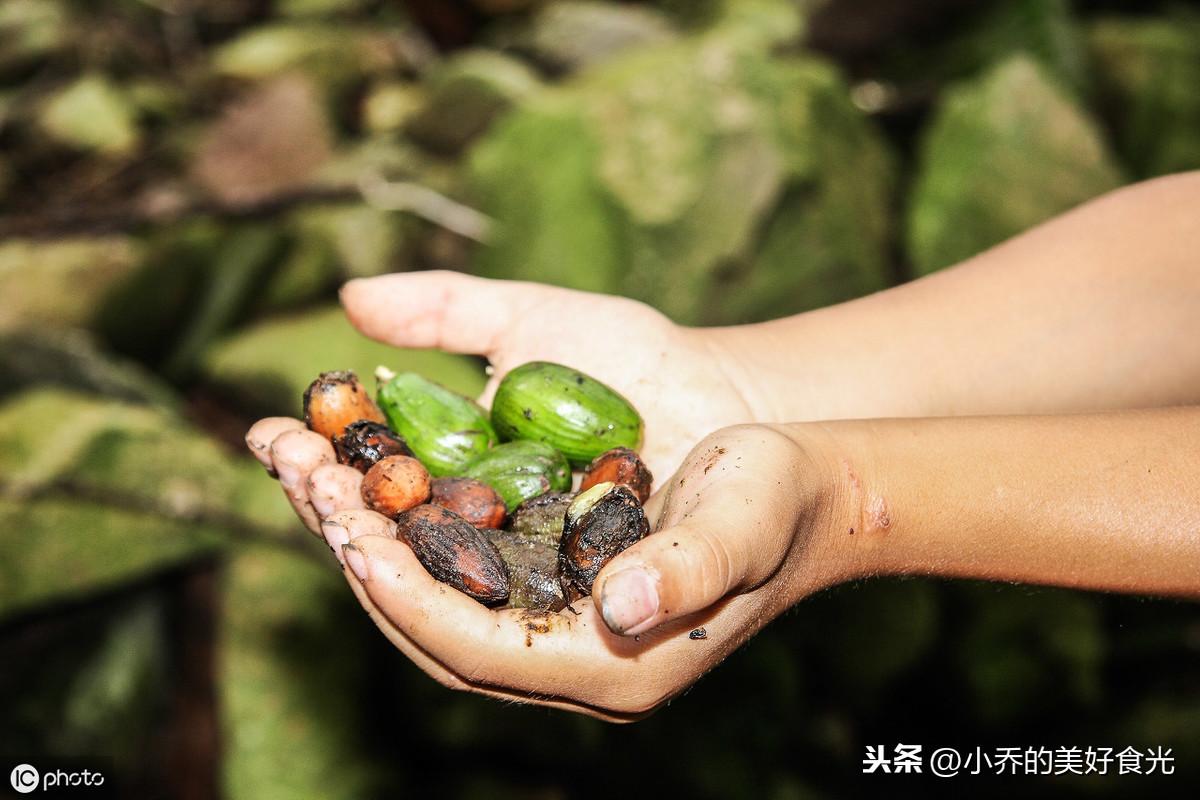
[246,171,1200,719]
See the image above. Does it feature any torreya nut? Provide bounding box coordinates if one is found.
[303,371,386,440]
[430,477,507,529]
[333,420,413,473]
[484,528,566,611]
[507,492,572,547]
[558,482,649,598]
[396,505,510,604]
[375,368,498,476]
[579,447,653,503]
[461,440,571,511]
[361,455,431,519]
[490,361,643,467]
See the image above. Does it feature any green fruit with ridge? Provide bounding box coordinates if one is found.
[491,361,642,467]
[375,368,497,477]
[463,440,571,511]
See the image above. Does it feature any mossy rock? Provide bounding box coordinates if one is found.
[470,7,894,324]
[907,55,1124,275]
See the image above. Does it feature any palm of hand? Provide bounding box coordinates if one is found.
[474,293,761,481]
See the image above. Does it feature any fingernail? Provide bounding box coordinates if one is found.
[321,520,350,562]
[599,568,659,635]
[275,459,301,489]
[343,543,369,582]
[310,485,336,518]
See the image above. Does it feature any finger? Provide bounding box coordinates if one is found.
[319,509,396,564]
[340,270,549,356]
[592,492,792,637]
[337,568,642,722]
[594,427,806,637]
[307,463,365,519]
[244,417,305,474]
[270,429,335,534]
[339,535,707,715]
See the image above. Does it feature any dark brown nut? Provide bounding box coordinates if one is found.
[430,477,507,529]
[484,529,567,611]
[361,455,431,519]
[507,492,572,547]
[333,420,413,473]
[303,370,386,440]
[558,482,648,598]
[579,447,653,503]
[397,505,509,604]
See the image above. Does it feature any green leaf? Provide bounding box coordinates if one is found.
[0,388,298,620]
[406,50,541,155]
[163,225,285,379]
[0,497,225,620]
[907,56,1124,275]
[218,546,381,800]
[511,1,677,73]
[39,74,140,156]
[0,0,67,73]
[202,304,487,416]
[0,237,143,333]
[0,329,177,409]
[212,23,393,90]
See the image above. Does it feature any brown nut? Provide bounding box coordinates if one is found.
[507,492,572,547]
[397,505,509,604]
[333,420,413,473]
[430,477,507,529]
[361,455,431,519]
[303,370,386,440]
[579,447,652,503]
[558,482,648,598]
[484,528,566,611]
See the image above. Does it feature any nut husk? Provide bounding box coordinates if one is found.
[304,370,386,440]
[484,528,566,611]
[558,482,648,598]
[506,492,572,547]
[361,455,431,519]
[397,505,509,604]
[333,420,413,473]
[579,447,653,503]
[431,477,507,529]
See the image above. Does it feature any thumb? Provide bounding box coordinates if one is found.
[340,270,542,357]
[592,508,785,637]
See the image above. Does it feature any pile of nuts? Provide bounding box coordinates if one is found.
[303,368,653,610]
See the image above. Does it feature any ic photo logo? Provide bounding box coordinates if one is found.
[10,764,39,794]
[8,763,106,793]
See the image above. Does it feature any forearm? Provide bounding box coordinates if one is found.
[806,408,1200,597]
[713,171,1200,421]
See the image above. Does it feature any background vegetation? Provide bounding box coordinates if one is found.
[1,0,1198,797]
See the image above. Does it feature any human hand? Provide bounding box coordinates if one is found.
[321,423,858,721]
[245,271,774,535]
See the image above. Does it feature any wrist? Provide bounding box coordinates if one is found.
[772,421,885,601]
[689,325,796,424]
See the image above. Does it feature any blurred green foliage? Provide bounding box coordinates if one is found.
[0,0,1197,798]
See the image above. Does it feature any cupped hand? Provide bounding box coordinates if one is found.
[321,424,858,721]
[336,270,770,481]
[246,271,775,536]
